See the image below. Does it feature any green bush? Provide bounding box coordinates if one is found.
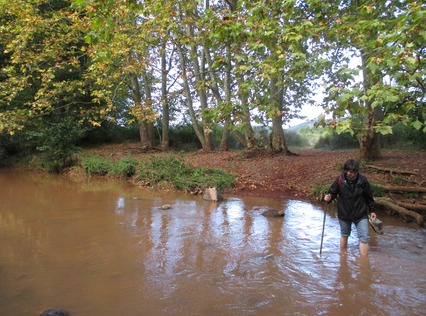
[0,130,27,166]
[81,155,114,175]
[168,124,202,150]
[78,121,140,146]
[79,154,235,192]
[174,167,235,191]
[111,156,138,178]
[137,156,235,191]
[314,131,358,149]
[381,122,426,150]
[310,185,330,200]
[137,156,192,185]
[285,130,309,148]
[26,118,86,172]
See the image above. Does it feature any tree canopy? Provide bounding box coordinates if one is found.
[1,0,424,159]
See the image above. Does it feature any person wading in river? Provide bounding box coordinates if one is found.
[324,159,377,256]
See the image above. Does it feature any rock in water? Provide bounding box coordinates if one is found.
[262,209,285,217]
[40,309,69,316]
[203,187,223,202]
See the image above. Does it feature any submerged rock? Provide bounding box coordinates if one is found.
[40,309,69,316]
[262,209,285,217]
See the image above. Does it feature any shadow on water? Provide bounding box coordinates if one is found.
[0,170,424,315]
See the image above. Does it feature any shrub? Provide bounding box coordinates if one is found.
[137,156,192,185]
[314,131,358,149]
[381,122,426,150]
[310,185,330,200]
[26,118,85,172]
[137,156,235,191]
[78,121,140,146]
[81,155,113,175]
[168,124,202,150]
[0,131,26,166]
[285,130,309,148]
[111,156,138,178]
[174,167,235,191]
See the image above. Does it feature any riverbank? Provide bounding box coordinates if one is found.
[67,143,426,201]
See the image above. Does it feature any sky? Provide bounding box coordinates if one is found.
[285,104,325,128]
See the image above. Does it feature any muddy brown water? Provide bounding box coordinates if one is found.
[0,169,425,316]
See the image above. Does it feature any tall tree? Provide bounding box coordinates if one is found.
[0,0,101,133]
[174,1,216,151]
[78,0,160,149]
[202,0,258,150]
[239,0,318,153]
[318,0,426,159]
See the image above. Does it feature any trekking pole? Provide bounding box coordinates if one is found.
[320,202,328,257]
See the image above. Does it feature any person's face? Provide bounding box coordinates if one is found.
[346,170,358,180]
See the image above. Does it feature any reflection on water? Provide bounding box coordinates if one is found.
[0,169,425,315]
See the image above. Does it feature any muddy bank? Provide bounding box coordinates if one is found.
[76,145,426,201]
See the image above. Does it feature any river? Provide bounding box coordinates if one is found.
[0,169,424,315]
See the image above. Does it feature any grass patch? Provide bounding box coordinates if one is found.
[403,192,419,199]
[173,167,235,191]
[310,185,330,200]
[81,155,114,176]
[137,156,192,185]
[81,155,138,178]
[80,154,235,191]
[391,175,405,185]
[111,156,138,178]
[370,183,385,197]
[137,156,235,191]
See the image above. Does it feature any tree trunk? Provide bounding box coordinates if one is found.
[358,47,383,160]
[241,103,257,149]
[129,73,152,150]
[358,109,382,160]
[160,40,170,151]
[176,13,214,152]
[374,184,426,194]
[232,130,247,148]
[141,73,154,149]
[270,75,291,154]
[219,124,230,151]
[204,45,230,151]
[359,132,381,160]
[375,197,424,226]
[176,45,206,148]
[185,24,214,151]
[271,116,289,153]
[393,201,426,213]
[236,76,257,149]
[365,164,421,176]
[219,44,232,151]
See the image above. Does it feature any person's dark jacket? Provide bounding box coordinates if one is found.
[328,172,375,222]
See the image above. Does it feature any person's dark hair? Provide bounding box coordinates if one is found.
[343,159,359,172]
